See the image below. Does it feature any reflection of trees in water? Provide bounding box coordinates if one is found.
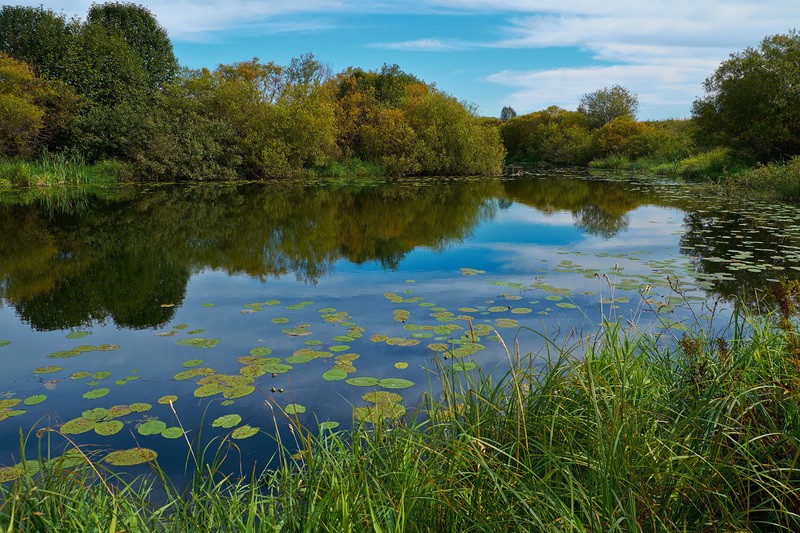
[501,175,649,237]
[0,179,502,330]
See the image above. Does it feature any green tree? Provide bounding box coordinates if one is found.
[578,85,639,129]
[0,5,77,79]
[500,106,517,121]
[87,2,178,88]
[692,30,800,162]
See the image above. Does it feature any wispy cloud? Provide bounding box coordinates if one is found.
[371,38,473,52]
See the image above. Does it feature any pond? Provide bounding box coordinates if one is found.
[2,171,800,478]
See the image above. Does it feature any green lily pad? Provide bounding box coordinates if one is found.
[33,366,62,375]
[329,345,350,352]
[0,399,20,409]
[23,395,46,406]
[394,362,409,369]
[354,403,405,423]
[161,427,184,439]
[249,347,272,356]
[130,403,151,412]
[261,363,292,374]
[363,391,402,404]
[70,372,90,380]
[66,331,89,339]
[182,359,204,368]
[103,448,157,466]
[202,303,216,307]
[212,414,241,429]
[158,395,177,405]
[137,420,167,436]
[346,377,380,387]
[545,295,563,301]
[460,268,485,276]
[231,425,259,440]
[495,319,519,328]
[105,405,133,419]
[223,385,255,399]
[511,308,532,314]
[61,417,96,435]
[187,329,205,335]
[174,368,216,380]
[0,341,10,347]
[322,368,347,381]
[95,420,123,436]
[92,371,111,380]
[48,350,78,359]
[82,407,108,420]
[194,384,226,398]
[272,317,289,324]
[0,465,23,482]
[284,403,306,415]
[285,354,314,364]
[452,361,477,371]
[318,421,340,431]
[83,388,110,400]
[176,338,220,349]
[378,378,415,389]
[556,303,578,309]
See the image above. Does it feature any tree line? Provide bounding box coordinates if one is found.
[500,29,800,176]
[0,3,506,180]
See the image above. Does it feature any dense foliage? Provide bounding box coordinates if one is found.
[0,4,505,179]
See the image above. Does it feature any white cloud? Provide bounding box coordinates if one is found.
[371,38,472,52]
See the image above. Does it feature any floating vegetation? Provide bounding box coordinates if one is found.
[33,366,62,375]
[201,303,216,307]
[272,317,289,324]
[182,359,203,368]
[494,318,519,328]
[130,403,151,412]
[173,324,188,330]
[378,378,414,389]
[394,362,409,369]
[354,402,405,423]
[346,377,380,387]
[95,420,123,436]
[318,421,340,431]
[249,347,273,357]
[66,331,89,339]
[92,371,111,380]
[556,303,578,309]
[175,338,220,349]
[286,301,314,311]
[161,427,183,439]
[174,368,216,380]
[61,417,96,435]
[284,404,306,415]
[82,407,107,421]
[231,425,259,440]
[511,307,532,314]
[212,414,241,429]
[103,448,157,466]
[187,329,205,335]
[322,368,347,381]
[158,395,177,405]
[362,391,402,404]
[83,388,110,400]
[137,420,167,436]
[194,384,226,398]
[329,345,350,352]
[223,385,255,399]
[105,405,133,419]
[460,268,485,276]
[545,295,563,302]
[282,324,312,336]
[452,361,477,371]
[23,395,46,406]
[0,341,10,347]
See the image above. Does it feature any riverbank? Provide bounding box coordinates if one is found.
[2,304,798,531]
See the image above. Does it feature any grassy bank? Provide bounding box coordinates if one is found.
[0,153,127,189]
[1,300,799,531]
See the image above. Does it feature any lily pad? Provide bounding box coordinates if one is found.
[322,368,347,381]
[202,303,216,307]
[212,414,242,429]
[158,395,177,405]
[92,371,111,380]
[271,317,289,324]
[249,347,272,356]
[130,403,152,412]
[284,403,306,415]
[363,391,403,404]
[556,303,578,309]
[231,425,259,440]
[103,448,157,466]
[223,385,255,399]
[378,378,415,389]
[138,420,167,436]
[61,417,96,434]
[452,361,478,371]
[176,338,220,349]
[346,377,380,387]
[49,350,79,359]
[82,407,108,420]
[95,420,124,436]
[194,384,226,398]
[318,421,340,431]
[82,388,110,400]
[161,427,184,439]
[182,359,203,368]
[0,341,10,347]
[394,362,409,369]
[70,371,90,380]
[23,395,46,406]
[66,331,89,339]
[33,366,62,375]
[0,399,19,410]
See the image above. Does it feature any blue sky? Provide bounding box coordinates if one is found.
[26,1,800,120]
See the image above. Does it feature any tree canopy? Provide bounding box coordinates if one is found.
[578,85,639,129]
[692,30,800,162]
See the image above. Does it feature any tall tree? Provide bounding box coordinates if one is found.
[578,85,638,129]
[0,5,77,79]
[87,2,177,88]
[692,30,800,162]
[500,106,517,121]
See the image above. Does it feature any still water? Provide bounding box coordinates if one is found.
[1,172,799,476]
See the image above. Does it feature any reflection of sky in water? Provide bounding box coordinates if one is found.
[0,188,744,474]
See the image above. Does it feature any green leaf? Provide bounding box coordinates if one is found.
[212,414,241,429]
[137,420,167,436]
[103,448,157,466]
[175,338,220,349]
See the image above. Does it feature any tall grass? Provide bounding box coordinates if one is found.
[0,153,127,188]
[2,304,799,531]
